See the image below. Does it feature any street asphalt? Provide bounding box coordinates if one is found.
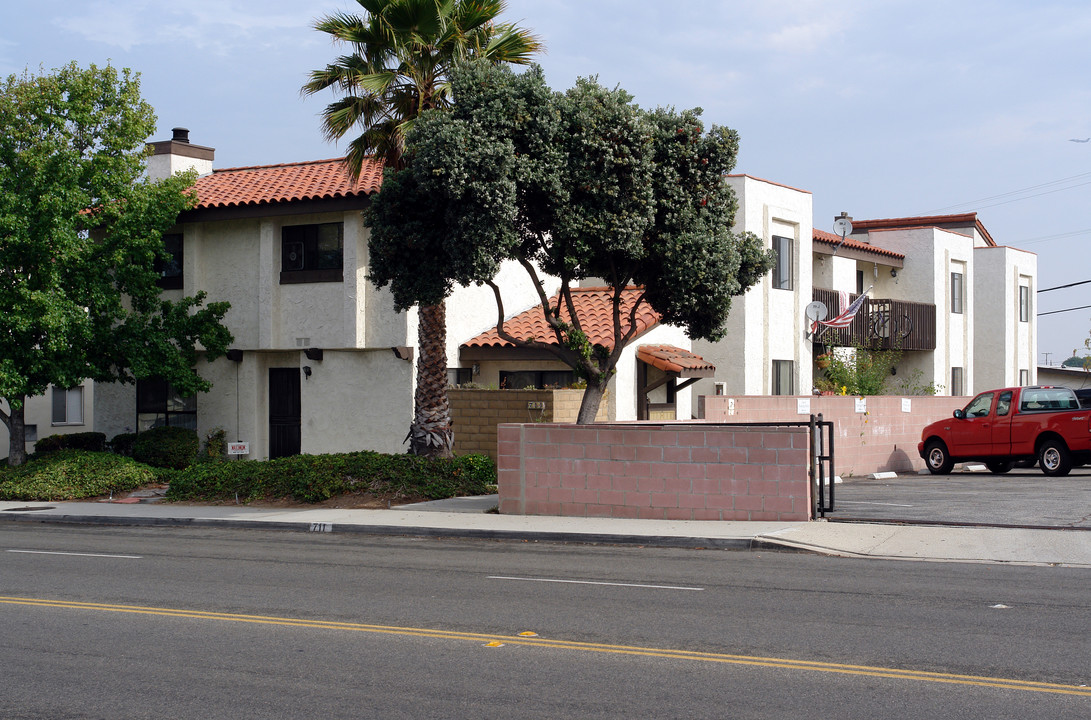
[1,464,1089,567]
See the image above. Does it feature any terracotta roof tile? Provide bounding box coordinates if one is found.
[637,344,715,377]
[192,157,383,209]
[813,228,905,260]
[462,287,660,349]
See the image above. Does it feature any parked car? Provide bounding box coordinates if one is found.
[919,386,1091,476]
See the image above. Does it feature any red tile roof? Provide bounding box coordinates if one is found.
[191,157,384,209]
[813,228,905,261]
[462,287,660,349]
[850,213,996,247]
[637,345,715,377]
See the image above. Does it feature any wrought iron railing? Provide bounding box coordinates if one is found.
[812,288,936,351]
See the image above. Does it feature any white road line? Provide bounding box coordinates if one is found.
[7,550,142,559]
[488,575,703,591]
[836,501,915,507]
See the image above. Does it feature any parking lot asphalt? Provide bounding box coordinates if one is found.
[828,466,1091,528]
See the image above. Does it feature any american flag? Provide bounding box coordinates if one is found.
[812,287,872,336]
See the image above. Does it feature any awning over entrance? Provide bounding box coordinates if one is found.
[636,344,715,378]
[636,344,715,421]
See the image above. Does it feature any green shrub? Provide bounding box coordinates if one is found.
[109,432,138,457]
[200,427,228,462]
[132,426,199,469]
[165,451,496,504]
[0,450,155,501]
[34,432,107,454]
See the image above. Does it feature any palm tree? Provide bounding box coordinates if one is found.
[303,0,542,457]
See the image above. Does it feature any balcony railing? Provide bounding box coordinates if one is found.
[812,288,936,351]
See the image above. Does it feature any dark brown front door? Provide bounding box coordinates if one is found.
[269,368,301,458]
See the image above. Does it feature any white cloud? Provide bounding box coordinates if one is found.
[55,0,321,54]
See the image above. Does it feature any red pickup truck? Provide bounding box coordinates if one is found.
[918,386,1091,476]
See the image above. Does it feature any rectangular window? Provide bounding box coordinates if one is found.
[51,386,84,425]
[136,377,197,432]
[950,367,964,396]
[1019,285,1030,322]
[280,222,344,284]
[772,360,794,396]
[1019,369,1029,386]
[951,272,964,314]
[499,370,576,390]
[856,269,865,296]
[447,368,473,387]
[156,233,184,290]
[25,424,37,443]
[772,236,793,290]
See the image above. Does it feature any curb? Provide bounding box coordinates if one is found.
[0,511,774,551]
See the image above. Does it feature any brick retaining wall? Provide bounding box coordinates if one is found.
[700,395,966,476]
[497,423,811,521]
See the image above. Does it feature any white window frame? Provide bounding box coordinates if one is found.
[772,360,794,396]
[51,386,84,425]
[772,235,793,291]
[951,271,964,314]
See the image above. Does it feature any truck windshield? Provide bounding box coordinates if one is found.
[1019,388,1078,412]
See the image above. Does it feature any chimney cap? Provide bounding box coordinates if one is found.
[171,127,190,143]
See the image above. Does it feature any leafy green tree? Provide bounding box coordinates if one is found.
[366,62,775,422]
[0,62,233,466]
[303,0,542,457]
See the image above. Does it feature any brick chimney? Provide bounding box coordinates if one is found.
[147,127,215,181]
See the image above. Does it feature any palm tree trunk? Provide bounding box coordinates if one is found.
[4,397,27,467]
[409,301,453,458]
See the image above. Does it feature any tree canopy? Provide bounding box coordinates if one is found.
[366,62,774,421]
[0,62,232,465]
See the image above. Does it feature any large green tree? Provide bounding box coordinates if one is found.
[0,62,232,466]
[303,0,541,457]
[367,62,775,422]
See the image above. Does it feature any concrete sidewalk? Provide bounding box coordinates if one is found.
[2,498,1090,567]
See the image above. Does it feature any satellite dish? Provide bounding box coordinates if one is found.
[805,301,828,322]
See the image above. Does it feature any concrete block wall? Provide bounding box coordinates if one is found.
[450,388,606,460]
[700,395,966,476]
[498,423,811,521]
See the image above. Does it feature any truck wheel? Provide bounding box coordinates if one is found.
[985,461,1013,474]
[1038,439,1072,477]
[925,440,954,474]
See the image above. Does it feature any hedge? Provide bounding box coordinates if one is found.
[0,451,156,501]
[34,432,107,454]
[165,451,495,503]
[132,426,200,469]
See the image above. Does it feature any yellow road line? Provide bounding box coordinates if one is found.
[2,595,1088,697]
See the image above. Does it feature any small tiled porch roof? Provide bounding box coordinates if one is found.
[813,228,905,264]
[636,344,715,378]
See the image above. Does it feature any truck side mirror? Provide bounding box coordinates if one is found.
[953,409,965,419]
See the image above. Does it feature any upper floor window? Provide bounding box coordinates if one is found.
[156,233,184,290]
[52,386,84,425]
[772,236,793,290]
[1019,285,1030,322]
[281,222,344,284]
[950,271,964,314]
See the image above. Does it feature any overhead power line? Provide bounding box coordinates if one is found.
[1038,304,1091,317]
[920,170,1091,215]
[1038,279,1091,293]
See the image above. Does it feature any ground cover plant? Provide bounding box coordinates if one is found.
[0,450,155,501]
[0,447,495,506]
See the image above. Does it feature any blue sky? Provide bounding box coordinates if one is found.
[4,0,1090,365]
